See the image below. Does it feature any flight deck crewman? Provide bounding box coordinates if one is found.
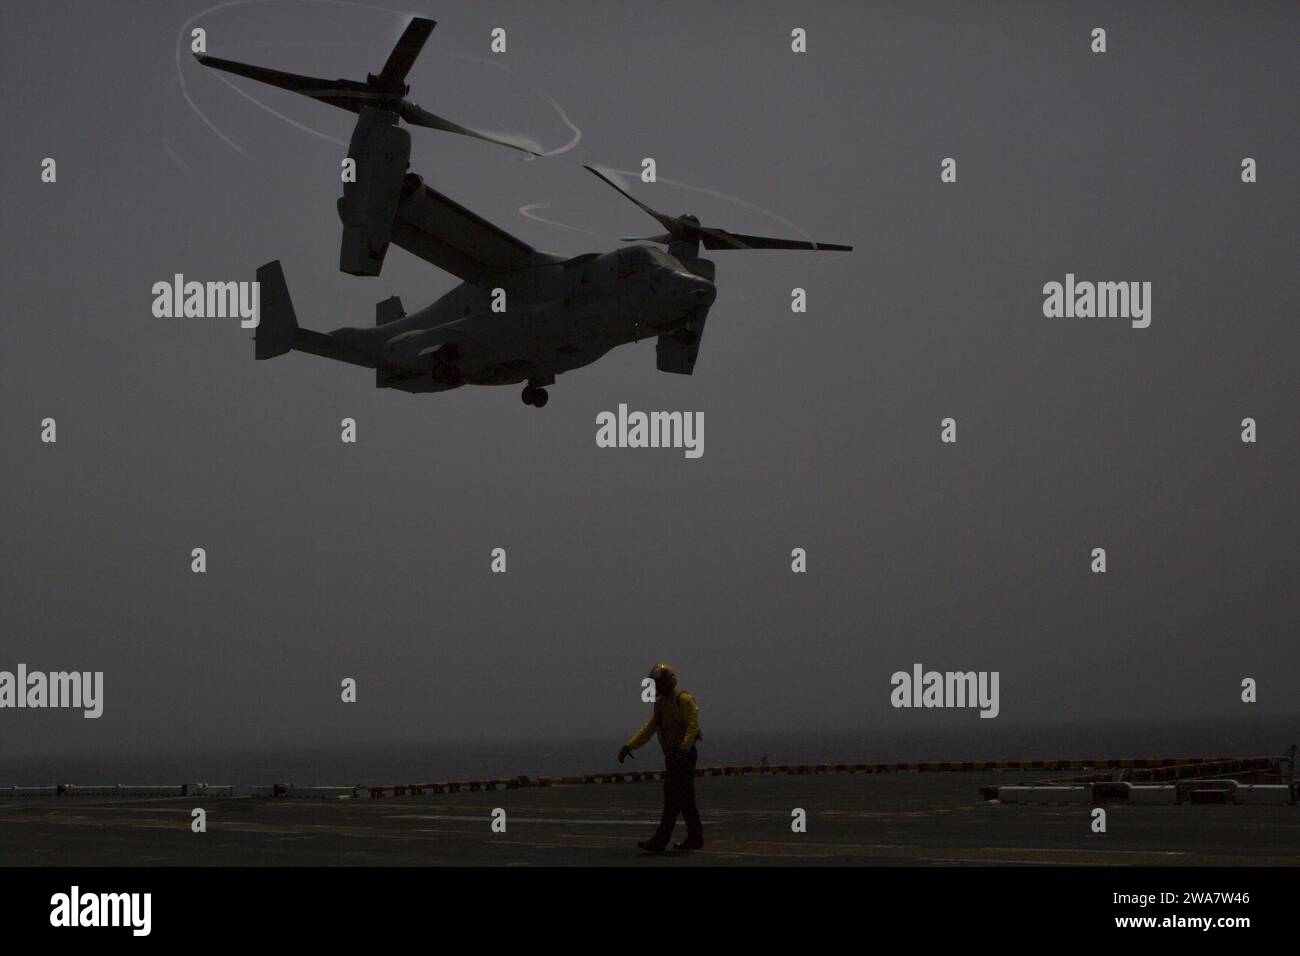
[617,663,704,853]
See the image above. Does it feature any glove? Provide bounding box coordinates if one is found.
[618,745,634,764]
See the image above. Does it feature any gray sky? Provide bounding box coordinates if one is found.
[1,0,1296,758]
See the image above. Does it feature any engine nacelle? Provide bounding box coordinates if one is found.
[681,257,716,282]
[338,108,411,276]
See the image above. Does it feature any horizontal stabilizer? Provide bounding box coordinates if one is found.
[291,328,377,368]
[253,260,377,368]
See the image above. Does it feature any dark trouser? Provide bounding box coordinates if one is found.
[652,746,702,848]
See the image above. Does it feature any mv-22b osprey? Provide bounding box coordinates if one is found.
[196,18,850,407]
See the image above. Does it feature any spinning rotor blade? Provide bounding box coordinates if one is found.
[583,166,680,234]
[400,103,541,155]
[378,18,436,86]
[195,55,371,111]
[586,165,852,252]
[699,228,852,252]
[194,20,536,155]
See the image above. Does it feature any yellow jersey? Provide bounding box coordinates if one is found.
[626,690,701,754]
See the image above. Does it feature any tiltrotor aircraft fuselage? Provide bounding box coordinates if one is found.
[199,17,849,407]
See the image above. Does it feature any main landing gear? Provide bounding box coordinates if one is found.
[521,384,549,407]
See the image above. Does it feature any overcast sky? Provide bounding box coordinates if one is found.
[1,0,1295,758]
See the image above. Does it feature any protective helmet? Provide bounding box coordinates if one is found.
[648,663,676,682]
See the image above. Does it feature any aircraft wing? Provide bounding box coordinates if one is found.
[390,174,560,285]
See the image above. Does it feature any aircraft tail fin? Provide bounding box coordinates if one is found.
[254,260,298,360]
[376,295,405,325]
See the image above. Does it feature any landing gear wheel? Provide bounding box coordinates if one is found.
[532,387,549,407]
